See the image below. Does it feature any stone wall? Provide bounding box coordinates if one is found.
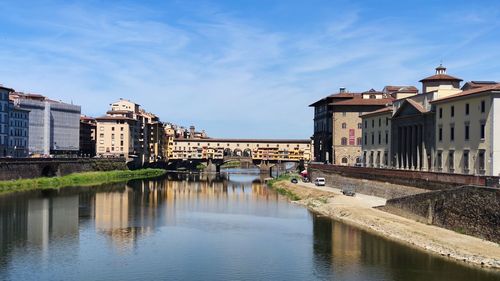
[379,186,500,243]
[309,164,499,190]
[0,158,127,180]
[310,168,426,199]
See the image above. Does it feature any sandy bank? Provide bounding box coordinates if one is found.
[274,181,500,269]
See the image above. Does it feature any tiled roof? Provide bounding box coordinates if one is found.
[360,107,393,118]
[174,138,310,144]
[331,97,393,106]
[406,99,427,113]
[95,116,136,121]
[430,84,500,104]
[419,74,463,82]
[384,85,418,93]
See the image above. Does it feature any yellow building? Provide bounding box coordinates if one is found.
[96,99,165,164]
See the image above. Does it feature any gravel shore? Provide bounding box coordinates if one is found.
[274,180,500,269]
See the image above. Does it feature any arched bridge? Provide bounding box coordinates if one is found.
[168,138,312,163]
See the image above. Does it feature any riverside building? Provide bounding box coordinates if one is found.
[310,87,416,165]
[96,99,164,165]
[0,86,12,156]
[11,93,81,156]
[360,65,500,176]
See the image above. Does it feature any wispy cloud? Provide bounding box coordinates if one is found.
[0,1,499,138]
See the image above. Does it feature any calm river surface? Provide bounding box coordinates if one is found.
[0,169,499,281]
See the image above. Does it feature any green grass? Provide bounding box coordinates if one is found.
[266,173,301,201]
[196,163,207,170]
[221,161,241,168]
[0,169,166,195]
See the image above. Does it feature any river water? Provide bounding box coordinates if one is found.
[0,169,498,281]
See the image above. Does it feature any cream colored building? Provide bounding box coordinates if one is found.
[96,99,164,164]
[431,84,500,175]
[360,107,392,168]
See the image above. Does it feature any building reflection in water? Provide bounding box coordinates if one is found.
[90,171,283,250]
[0,193,79,268]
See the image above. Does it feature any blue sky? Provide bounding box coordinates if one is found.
[0,0,499,138]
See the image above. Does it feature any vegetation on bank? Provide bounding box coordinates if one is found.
[196,163,207,170]
[221,161,240,168]
[0,169,166,195]
[266,173,301,201]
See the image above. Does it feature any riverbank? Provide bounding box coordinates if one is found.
[270,179,500,269]
[0,168,167,195]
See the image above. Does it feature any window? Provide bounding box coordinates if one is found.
[341,137,347,145]
[372,120,374,128]
[371,133,374,145]
[439,107,443,119]
[448,151,454,172]
[481,100,486,113]
[384,151,388,166]
[478,150,485,174]
[358,123,362,129]
[111,127,115,131]
[356,137,362,145]
[342,123,347,129]
[438,127,443,142]
[378,132,381,144]
[364,133,367,145]
[480,122,486,139]
[386,118,389,126]
[385,131,389,144]
[378,118,381,126]
[464,124,469,140]
[437,151,442,170]
[450,106,454,117]
[463,150,469,173]
[341,157,348,164]
[121,127,124,131]
[364,121,367,128]
[450,125,454,141]
[465,103,469,115]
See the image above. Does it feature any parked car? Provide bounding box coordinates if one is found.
[290,178,298,184]
[302,177,310,183]
[314,177,326,186]
[342,188,356,196]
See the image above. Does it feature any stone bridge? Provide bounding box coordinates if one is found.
[167,138,312,172]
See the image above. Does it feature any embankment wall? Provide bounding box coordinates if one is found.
[379,186,500,243]
[0,158,127,180]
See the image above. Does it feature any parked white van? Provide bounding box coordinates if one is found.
[314,177,326,186]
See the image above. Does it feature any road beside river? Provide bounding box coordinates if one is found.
[273,180,500,269]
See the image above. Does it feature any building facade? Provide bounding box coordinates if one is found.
[310,88,395,165]
[8,101,30,157]
[79,116,96,157]
[0,86,12,156]
[12,93,81,156]
[96,99,164,164]
[360,107,392,168]
[360,65,500,176]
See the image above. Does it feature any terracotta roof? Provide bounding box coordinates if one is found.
[419,73,463,82]
[309,92,361,107]
[95,116,136,121]
[406,99,427,113]
[331,97,393,106]
[430,84,500,104]
[384,85,418,93]
[174,138,310,144]
[461,81,499,90]
[107,110,132,114]
[360,107,393,118]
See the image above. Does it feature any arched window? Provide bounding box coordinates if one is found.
[341,137,348,145]
[341,157,348,164]
[342,123,347,129]
[356,137,362,146]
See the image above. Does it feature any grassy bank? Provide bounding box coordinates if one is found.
[266,173,301,201]
[221,161,240,168]
[0,169,166,195]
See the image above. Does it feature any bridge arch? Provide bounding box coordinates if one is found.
[224,148,232,156]
[243,149,252,157]
[41,165,57,177]
[233,149,242,157]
